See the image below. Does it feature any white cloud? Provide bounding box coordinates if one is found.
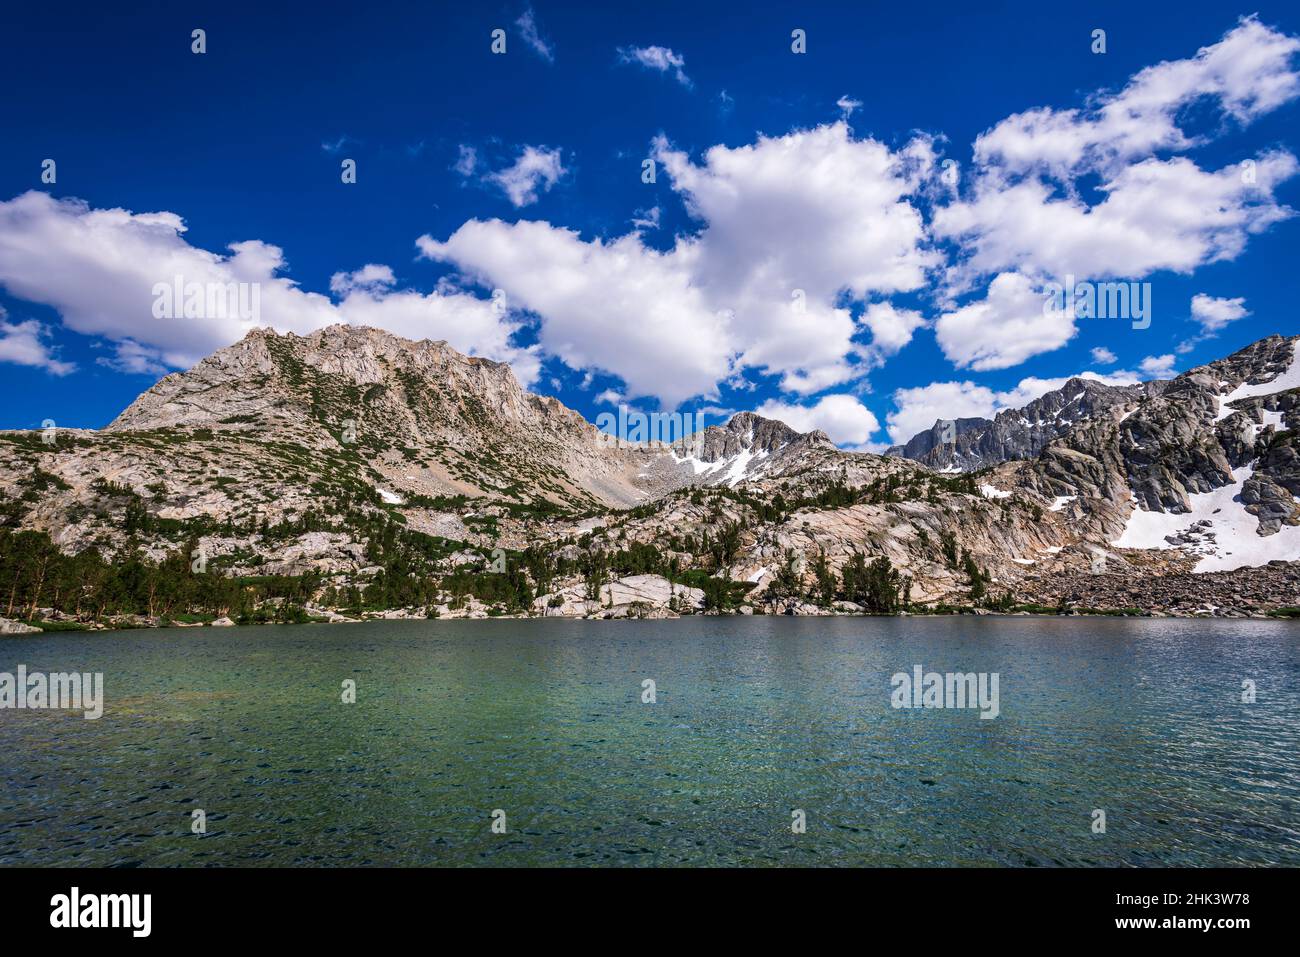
[4,19,1296,413]
[631,206,660,230]
[488,146,567,207]
[1090,346,1118,364]
[1140,354,1177,377]
[1190,292,1250,331]
[421,122,937,405]
[329,263,395,295]
[934,271,1076,371]
[0,191,538,386]
[974,17,1300,180]
[929,16,1300,370]
[754,394,881,446]
[888,381,999,443]
[886,369,1141,444]
[0,311,75,376]
[618,45,691,87]
[419,219,734,407]
[96,339,167,376]
[652,124,937,390]
[934,152,1297,288]
[859,301,926,366]
[515,7,555,63]
[453,145,478,177]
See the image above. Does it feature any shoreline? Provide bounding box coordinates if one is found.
[6,604,1299,635]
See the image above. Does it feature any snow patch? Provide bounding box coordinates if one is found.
[980,484,1012,500]
[1048,495,1077,512]
[1112,465,1300,572]
[1215,343,1300,421]
[671,446,768,487]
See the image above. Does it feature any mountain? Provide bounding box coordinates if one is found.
[1017,334,1300,566]
[100,325,842,514]
[887,376,1170,471]
[1,325,1297,625]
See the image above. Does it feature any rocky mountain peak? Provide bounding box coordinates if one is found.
[888,374,1170,472]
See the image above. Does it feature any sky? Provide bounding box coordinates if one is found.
[0,1,1297,449]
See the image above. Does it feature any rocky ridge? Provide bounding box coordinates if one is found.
[1,325,1297,623]
[888,377,1170,471]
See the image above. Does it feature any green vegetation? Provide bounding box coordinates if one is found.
[839,553,911,613]
[0,528,324,625]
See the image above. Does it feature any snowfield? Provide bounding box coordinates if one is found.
[1112,465,1300,572]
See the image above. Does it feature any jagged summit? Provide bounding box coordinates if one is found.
[664,410,844,489]
[888,375,1170,472]
[891,335,1300,475]
[101,324,863,511]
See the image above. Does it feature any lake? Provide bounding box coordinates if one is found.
[1,616,1298,866]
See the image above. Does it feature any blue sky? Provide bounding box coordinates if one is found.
[1,1,1297,448]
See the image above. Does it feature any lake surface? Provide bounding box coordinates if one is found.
[2,616,1298,867]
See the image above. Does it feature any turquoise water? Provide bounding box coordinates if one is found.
[1,616,1297,866]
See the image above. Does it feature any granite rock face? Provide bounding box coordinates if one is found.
[888,377,1170,472]
[2,326,1297,619]
[0,617,42,635]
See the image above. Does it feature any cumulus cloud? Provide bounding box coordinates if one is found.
[754,393,881,446]
[618,45,691,87]
[930,17,1299,367]
[653,124,937,389]
[419,219,734,407]
[974,16,1300,180]
[4,18,1296,418]
[1190,292,1250,331]
[515,7,555,63]
[1139,354,1177,377]
[0,191,538,385]
[934,152,1297,287]
[421,122,937,404]
[858,301,927,367]
[329,263,395,295]
[934,271,1076,371]
[487,146,567,207]
[886,368,1141,443]
[0,310,75,375]
[1090,346,1118,364]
